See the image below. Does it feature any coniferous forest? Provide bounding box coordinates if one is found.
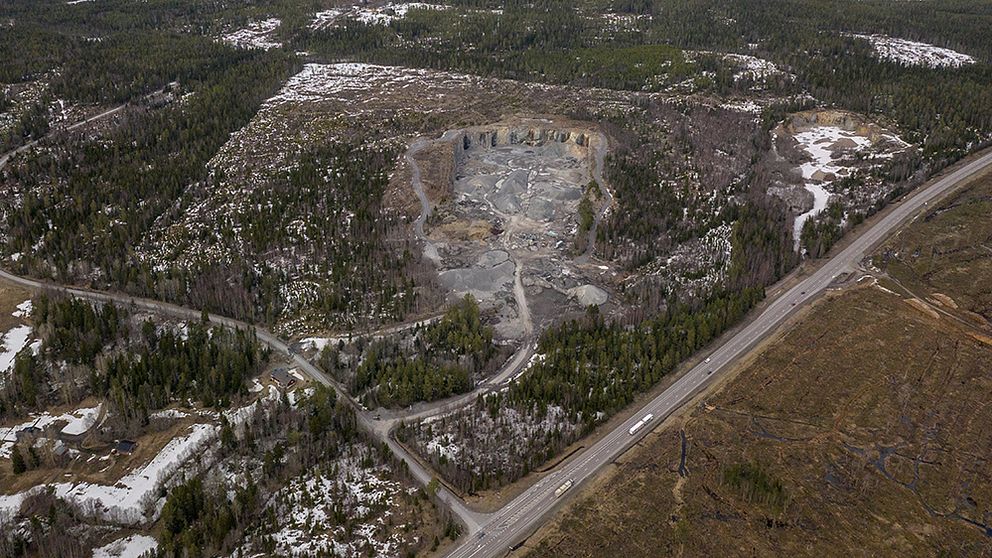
[1,0,991,554]
[0,294,268,423]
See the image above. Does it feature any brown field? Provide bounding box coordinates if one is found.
[0,410,206,494]
[523,284,992,557]
[875,172,992,331]
[0,279,31,332]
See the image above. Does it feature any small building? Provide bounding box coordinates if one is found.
[51,440,68,458]
[58,403,102,445]
[58,429,85,445]
[270,367,296,388]
[116,439,137,455]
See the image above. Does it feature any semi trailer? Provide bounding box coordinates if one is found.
[628,413,655,435]
[554,479,574,498]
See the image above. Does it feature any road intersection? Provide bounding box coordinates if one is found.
[445,148,992,557]
[3,118,992,557]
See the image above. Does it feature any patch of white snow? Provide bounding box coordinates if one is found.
[221,18,282,51]
[93,534,159,558]
[853,34,975,68]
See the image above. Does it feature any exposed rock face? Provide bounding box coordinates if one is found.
[419,116,614,339]
[460,127,588,152]
[810,169,836,182]
[782,109,903,148]
[449,119,601,186]
[767,185,815,214]
[768,108,914,252]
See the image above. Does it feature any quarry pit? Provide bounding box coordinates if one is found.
[766,110,914,251]
[408,117,616,340]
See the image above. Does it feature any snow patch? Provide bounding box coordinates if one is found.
[59,403,101,436]
[720,99,763,114]
[789,126,875,248]
[93,534,159,558]
[723,53,786,82]
[598,13,650,33]
[249,378,264,393]
[311,3,450,29]
[221,18,282,51]
[853,34,975,68]
[234,446,410,557]
[287,387,314,408]
[1,423,218,524]
[12,300,32,318]
[300,336,337,352]
[223,385,280,429]
[636,223,734,298]
[411,402,579,479]
[0,324,32,375]
[1,404,97,459]
[149,408,189,420]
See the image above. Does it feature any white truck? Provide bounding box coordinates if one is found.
[554,479,574,498]
[628,413,655,435]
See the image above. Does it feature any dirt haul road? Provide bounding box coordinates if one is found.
[0,104,126,170]
[444,147,992,558]
[403,125,612,391]
[0,267,490,532]
[9,115,988,554]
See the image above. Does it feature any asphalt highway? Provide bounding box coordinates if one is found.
[445,148,992,558]
[4,107,992,553]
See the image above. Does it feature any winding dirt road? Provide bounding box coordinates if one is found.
[445,147,992,558]
[5,105,991,555]
[0,104,126,170]
[577,131,614,262]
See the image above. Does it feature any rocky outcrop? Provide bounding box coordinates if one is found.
[447,118,603,191]
[783,109,897,145]
[567,284,609,306]
[767,184,815,214]
[459,127,590,151]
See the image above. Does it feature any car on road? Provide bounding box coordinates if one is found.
[704,357,712,363]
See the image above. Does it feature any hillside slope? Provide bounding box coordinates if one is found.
[523,173,992,557]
